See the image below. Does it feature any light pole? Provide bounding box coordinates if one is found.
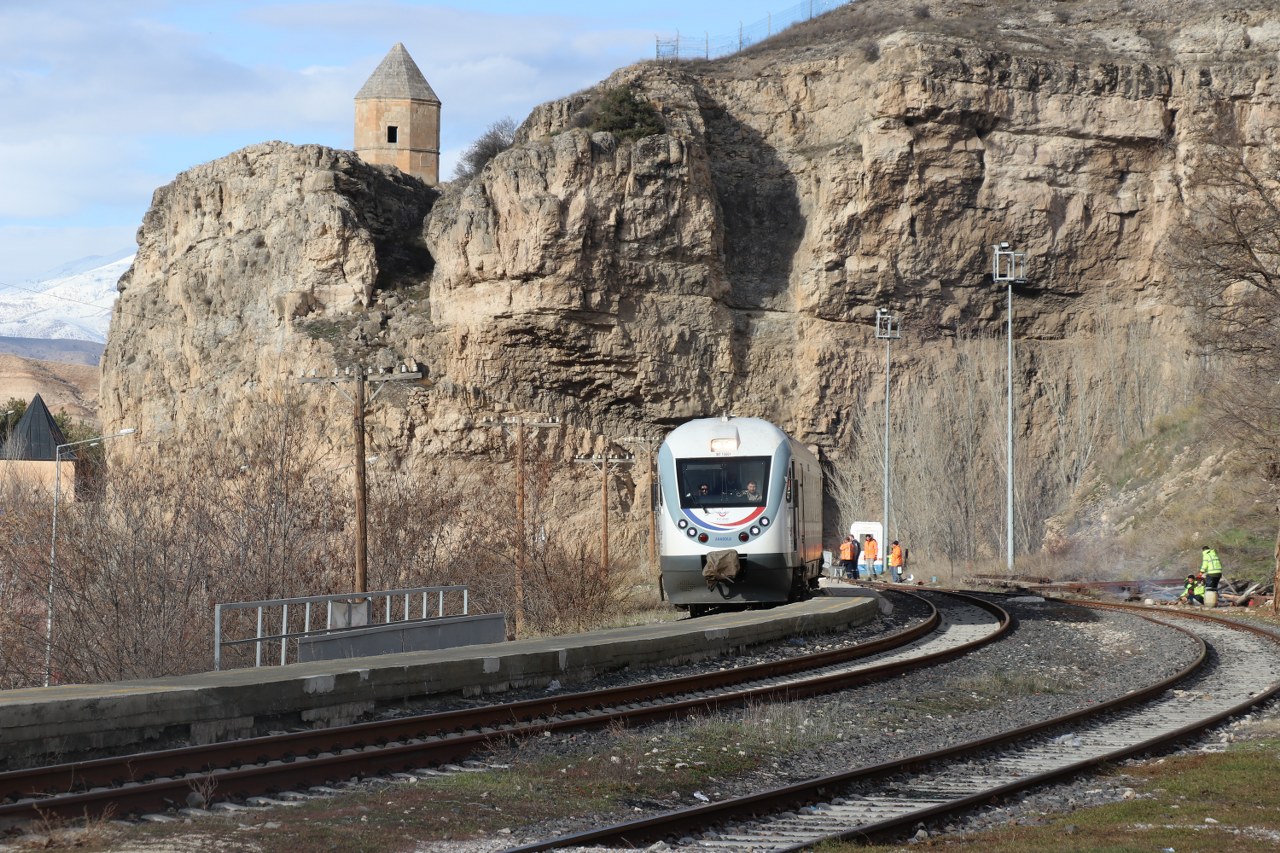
[875,308,901,555]
[992,242,1026,575]
[46,427,136,686]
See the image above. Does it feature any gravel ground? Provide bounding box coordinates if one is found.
[412,588,1222,851]
[8,588,1256,853]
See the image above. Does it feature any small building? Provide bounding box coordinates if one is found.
[354,43,441,185]
[2,394,76,497]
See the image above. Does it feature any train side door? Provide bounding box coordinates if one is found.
[798,462,808,558]
[789,460,799,554]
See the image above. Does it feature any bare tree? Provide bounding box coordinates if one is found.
[0,472,55,687]
[453,117,517,182]
[1173,142,1280,610]
[826,317,1194,582]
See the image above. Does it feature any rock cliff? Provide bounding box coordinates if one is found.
[100,0,1280,554]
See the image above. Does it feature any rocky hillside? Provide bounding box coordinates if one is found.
[99,0,1280,558]
[0,354,98,423]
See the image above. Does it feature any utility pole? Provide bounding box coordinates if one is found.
[574,453,634,581]
[486,415,561,637]
[992,242,1027,575]
[301,363,424,593]
[875,308,901,548]
[354,375,368,593]
[620,435,662,579]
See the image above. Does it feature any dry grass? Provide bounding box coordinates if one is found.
[836,732,1280,851]
[51,699,836,852]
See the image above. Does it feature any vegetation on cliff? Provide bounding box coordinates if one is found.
[573,85,665,141]
[453,116,517,182]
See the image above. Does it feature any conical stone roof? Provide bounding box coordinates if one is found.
[355,43,439,103]
[6,393,68,461]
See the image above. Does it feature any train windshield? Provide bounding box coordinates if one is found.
[676,457,771,508]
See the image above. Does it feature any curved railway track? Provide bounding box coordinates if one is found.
[0,591,1006,827]
[500,600,1280,852]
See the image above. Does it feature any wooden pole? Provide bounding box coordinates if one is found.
[482,415,559,638]
[354,373,368,594]
[620,436,660,579]
[600,457,609,581]
[576,453,633,582]
[1272,511,1279,615]
[515,422,526,636]
[299,364,425,597]
[646,448,656,572]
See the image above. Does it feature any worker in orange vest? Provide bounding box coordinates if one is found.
[889,540,904,581]
[863,534,879,576]
[838,535,859,579]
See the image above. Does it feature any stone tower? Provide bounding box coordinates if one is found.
[354,43,441,185]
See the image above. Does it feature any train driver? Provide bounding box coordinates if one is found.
[686,483,711,499]
[741,480,762,502]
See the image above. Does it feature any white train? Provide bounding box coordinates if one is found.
[657,417,823,615]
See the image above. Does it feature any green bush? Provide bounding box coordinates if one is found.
[586,86,665,142]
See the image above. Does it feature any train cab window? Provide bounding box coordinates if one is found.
[677,457,771,508]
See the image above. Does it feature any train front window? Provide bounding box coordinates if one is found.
[676,457,771,507]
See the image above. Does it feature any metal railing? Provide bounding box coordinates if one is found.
[656,0,851,61]
[213,585,470,671]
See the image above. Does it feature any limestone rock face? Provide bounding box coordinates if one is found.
[100,142,436,440]
[100,0,1280,547]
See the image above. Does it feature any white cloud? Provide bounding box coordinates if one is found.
[0,0,685,285]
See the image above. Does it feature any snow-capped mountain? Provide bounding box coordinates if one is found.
[0,255,133,343]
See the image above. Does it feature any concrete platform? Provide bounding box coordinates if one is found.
[0,593,880,770]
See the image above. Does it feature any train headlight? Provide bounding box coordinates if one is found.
[686,527,698,538]
[677,519,688,529]
[760,516,770,526]
[749,525,760,536]
[709,437,739,453]
[738,531,749,542]
[698,533,709,543]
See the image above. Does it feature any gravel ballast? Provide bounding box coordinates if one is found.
[14,588,1268,853]
[414,589,1224,851]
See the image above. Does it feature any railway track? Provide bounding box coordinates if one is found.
[0,591,1005,827]
[500,601,1280,852]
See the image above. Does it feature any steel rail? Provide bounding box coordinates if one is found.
[500,599,1278,852]
[0,592,1005,824]
[0,597,938,800]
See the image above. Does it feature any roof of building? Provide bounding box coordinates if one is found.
[355,43,440,104]
[6,394,68,461]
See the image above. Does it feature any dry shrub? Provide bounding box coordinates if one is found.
[432,457,631,638]
[522,540,628,635]
[0,396,641,686]
[40,404,348,683]
[0,473,57,688]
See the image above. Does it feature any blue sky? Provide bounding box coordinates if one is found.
[0,0,772,285]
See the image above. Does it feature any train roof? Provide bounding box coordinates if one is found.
[661,417,797,456]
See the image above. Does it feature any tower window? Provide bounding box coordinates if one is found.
[386,126,398,144]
